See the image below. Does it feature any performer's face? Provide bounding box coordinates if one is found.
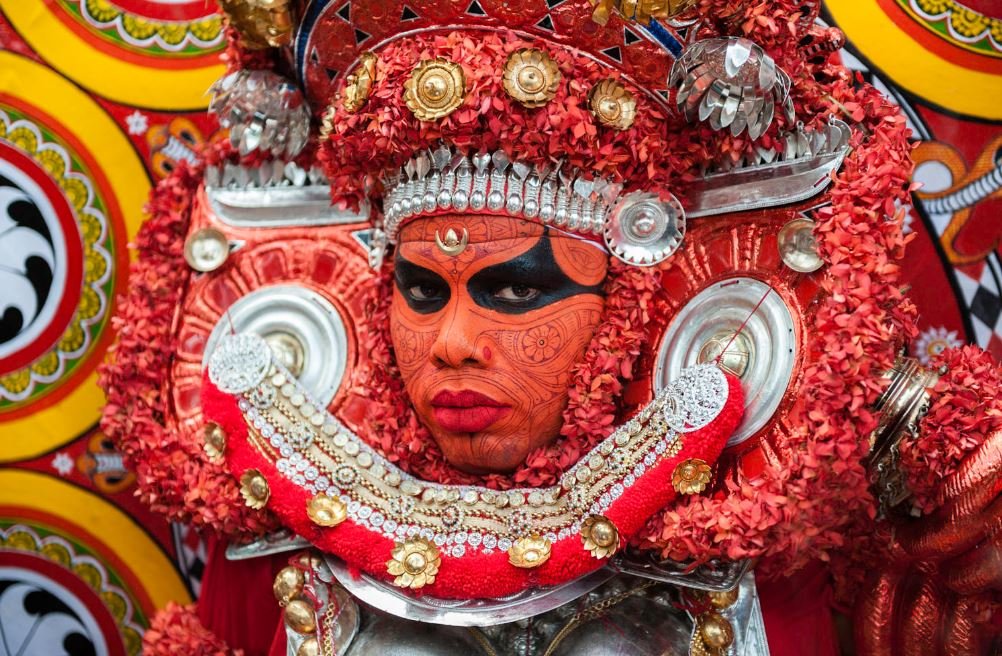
[390,216,608,474]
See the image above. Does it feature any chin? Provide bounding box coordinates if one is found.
[435,433,527,475]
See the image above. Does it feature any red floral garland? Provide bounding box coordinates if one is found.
[638,3,919,574]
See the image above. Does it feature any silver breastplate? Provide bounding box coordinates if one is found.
[276,551,770,656]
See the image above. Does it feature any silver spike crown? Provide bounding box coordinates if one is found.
[381,146,687,268]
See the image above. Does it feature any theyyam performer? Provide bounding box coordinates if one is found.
[98,0,1002,654]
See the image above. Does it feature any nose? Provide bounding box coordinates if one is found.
[430,302,488,369]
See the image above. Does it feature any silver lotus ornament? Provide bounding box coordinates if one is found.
[670,37,794,140]
[604,191,685,266]
[210,69,311,158]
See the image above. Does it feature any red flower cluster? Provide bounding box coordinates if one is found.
[901,345,1002,514]
[316,30,676,211]
[97,163,276,537]
[141,602,241,656]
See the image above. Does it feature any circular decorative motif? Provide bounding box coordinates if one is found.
[826,0,1002,119]
[239,468,271,509]
[580,515,620,559]
[342,53,377,113]
[588,78,637,130]
[604,191,685,266]
[672,458,713,494]
[777,216,824,273]
[655,277,797,446]
[0,115,111,407]
[0,469,191,654]
[508,535,552,568]
[184,226,230,272]
[201,285,350,408]
[0,0,226,110]
[307,494,347,527]
[203,422,227,462]
[502,48,561,108]
[273,565,305,605]
[0,53,149,462]
[284,598,317,634]
[404,58,467,121]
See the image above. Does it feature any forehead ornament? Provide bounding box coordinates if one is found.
[434,227,469,257]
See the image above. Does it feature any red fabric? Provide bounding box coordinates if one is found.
[267,621,287,656]
[201,369,744,599]
[759,562,839,656]
[196,536,286,656]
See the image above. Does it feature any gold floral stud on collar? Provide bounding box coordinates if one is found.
[509,535,552,568]
[672,458,712,495]
[387,538,441,589]
[581,514,620,559]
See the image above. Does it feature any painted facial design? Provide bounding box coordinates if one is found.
[390,215,608,474]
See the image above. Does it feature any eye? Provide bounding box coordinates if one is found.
[407,283,445,302]
[494,284,541,303]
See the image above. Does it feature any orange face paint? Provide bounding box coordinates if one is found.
[389,215,608,474]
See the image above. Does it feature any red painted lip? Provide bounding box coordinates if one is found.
[431,390,510,433]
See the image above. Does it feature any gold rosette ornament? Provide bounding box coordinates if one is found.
[240,469,270,509]
[387,538,441,589]
[672,458,712,495]
[307,494,347,527]
[580,515,620,559]
[502,49,561,108]
[342,53,377,113]
[589,79,637,130]
[404,58,466,121]
[508,535,552,568]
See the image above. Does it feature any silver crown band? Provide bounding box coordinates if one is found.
[382,146,622,245]
[380,146,688,268]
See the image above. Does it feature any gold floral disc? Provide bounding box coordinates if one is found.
[580,514,620,559]
[508,535,552,568]
[387,538,441,589]
[672,458,712,495]
[239,469,270,509]
[342,52,377,113]
[306,494,348,527]
[589,78,637,130]
[404,58,466,121]
[502,48,561,108]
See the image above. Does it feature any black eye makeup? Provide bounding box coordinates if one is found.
[394,257,450,314]
[467,232,604,314]
[393,232,604,315]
